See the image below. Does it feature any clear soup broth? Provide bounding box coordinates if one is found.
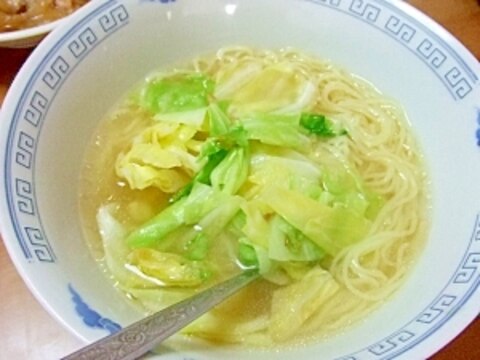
[79,47,429,347]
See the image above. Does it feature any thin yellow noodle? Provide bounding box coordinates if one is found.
[184,47,429,342]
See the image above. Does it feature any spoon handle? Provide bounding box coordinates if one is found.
[62,270,259,360]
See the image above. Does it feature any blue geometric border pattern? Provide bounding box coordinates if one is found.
[4,0,129,263]
[307,0,478,101]
[368,330,415,356]
[68,285,122,334]
[336,214,480,359]
[24,226,55,263]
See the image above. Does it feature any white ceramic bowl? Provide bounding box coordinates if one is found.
[1,1,479,359]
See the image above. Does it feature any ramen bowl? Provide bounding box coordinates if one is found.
[0,0,479,359]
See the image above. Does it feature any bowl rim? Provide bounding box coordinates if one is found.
[0,0,479,359]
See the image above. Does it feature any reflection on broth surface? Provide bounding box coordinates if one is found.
[0,0,89,32]
[79,47,430,347]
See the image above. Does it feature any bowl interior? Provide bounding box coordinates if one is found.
[1,1,479,359]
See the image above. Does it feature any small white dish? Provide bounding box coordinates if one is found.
[0,19,60,48]
[0,0,479,359]
[0,2,91,49]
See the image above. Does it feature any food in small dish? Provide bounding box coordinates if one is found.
[0,0,89,32]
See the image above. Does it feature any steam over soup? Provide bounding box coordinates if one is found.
[79,47,429,346]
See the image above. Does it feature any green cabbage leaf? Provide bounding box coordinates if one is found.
[139,72,214,114]
[128,248,211,287]
[239,113,309,150]
[127,183,233,248]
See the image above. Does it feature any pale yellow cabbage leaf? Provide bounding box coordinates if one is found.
[216,63,316,114]
[269,267,339,341]
[128,248,209,287]
[97,205,158,288]
[116,122,202,192]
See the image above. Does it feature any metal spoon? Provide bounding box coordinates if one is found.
[62,269,259,360]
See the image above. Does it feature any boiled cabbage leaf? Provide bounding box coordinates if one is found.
[154,107,208,130]
[175,194,243,260]
[210,147,249,195]
[184,233,210,261]
[172,133,249,201]
[239,113,309,150]
[127,183,237,248]
[97,205,157,288]
[220,64,316,114]
[268,216,324,262]
[139,72,214,114]
[300,113,347,137]
[116,123,200,192]
[269,267,339,341]
[128,248,211,287]
[238,238,272,275]
[321,167,384,220]
[248,148,322,197]
[260,185,371,255]
[170,145,229,202]
[214,61,264,99]
[207,102,232,136]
